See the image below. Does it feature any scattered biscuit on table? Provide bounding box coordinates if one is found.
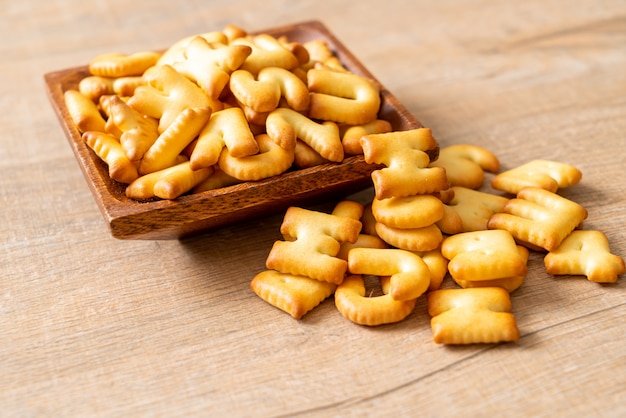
[487,187,588,252]
[429,144,499,189]
[544,230,625,283]
[335,275,418,326]
[445,186,510,232]
[266,206,361,284]
[442,229,528,282]
[250,270,337,319]
[491,159,582,195]
[428,287,520,344]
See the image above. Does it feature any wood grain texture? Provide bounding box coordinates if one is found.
[1,0,625,417]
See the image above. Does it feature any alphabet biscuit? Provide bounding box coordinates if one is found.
[218,133,294,181]
[250,270,336,319]
[428,287,520,344]
[446,186,509,232]
[360,128,446,199]
[334,275,417,326]
[451,245,529,292]
[348,248,431,301]
[266,207,361,284]
[487,187,588,252]
[307,68,381,126]
[126,161,213,200]
[442,229,528,282]
[491,159,582,195]
[430,144,499,189]
[544,230,625,283]
[82,131,139,184]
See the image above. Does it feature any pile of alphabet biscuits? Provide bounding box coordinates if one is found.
[64,24,624,345]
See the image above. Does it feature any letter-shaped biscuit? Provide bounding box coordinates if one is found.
[348,248,430,301]
[126,161,213,200]
[375,222,443,253]
[250,270,337,319]
[544,230,625,283]
[107,95,159,161]
[139,107,211,174]
[265,108,343,162]
[413,248,449,291]
[89,51,161,77]
[334,275,417,326]
[371,194,444,229]
[128,64,220,133]
[232,34,300,75]
[218,134,294,181]
[360,129,446,199]
[78,76,115,102]
[64,90,107,133]
[429,144,500,189]
[442,230,528,282]
[451,245,529,293]
[340,119,392,155]
[193,167,241,193]
[307,68,381,125]
[82,131,138,184]
[190,107,259,170]
[487,187,588,252]
[266,207,362,284]
[293,140,329,169]
[446,186,510,232]
[229,67,309,113]
[171,36,252,99]
[428,287,520,344]
[491,159,582,195]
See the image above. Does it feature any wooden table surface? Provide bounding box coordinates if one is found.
[2,1,625,416]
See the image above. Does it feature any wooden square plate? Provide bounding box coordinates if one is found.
[44,20,432,240]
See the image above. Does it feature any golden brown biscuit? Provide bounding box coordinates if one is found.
[428,287,520,344]
[307,68,381,125]
[371,194,444,229]
[340,119,393,155]
[360,129,446,199]
[413,247,449,291]
[229,67,309,113]
[442,229,528,282]
[348,248,431,301]
[544,230,625,283]
[82,131,139,184]
[171,36,252,99]
[491,159,582,195]
[265,108,343,161]
[375,222,443,252]
[126,161,213,200]
[451,245,529,292]
[292,140,329,169]
[334,275,417,326]
[218,133,294,181]
[64,89,107,133]
[446,186,510,232]
[190,107,259,170]
[232,34,300,75]
[127,64,219,133]
[266,207,362,284]
[250,270,336,319]
[107,95,159,161]
[139,107,211,174]
[78,76,115,101]
[487,187,588,252]
[193,167,241,193]
[89,51,161,77]
[429,144,500,189]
